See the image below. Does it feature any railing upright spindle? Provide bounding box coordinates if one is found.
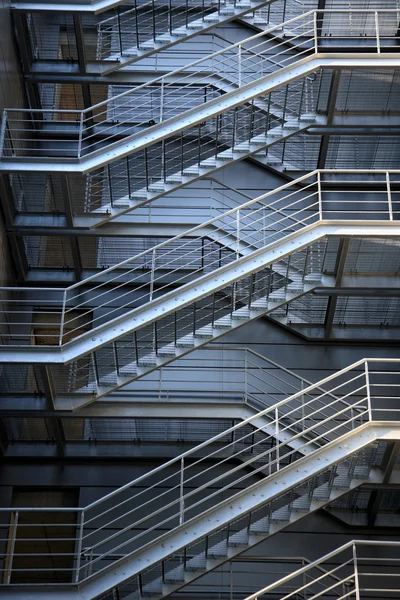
[59,290,67,346]
[152,0,156,41]
[365,361,372,422]
[134,0,140,49]
[117,8,123,56]
[375,12,381,54]
[149,248,156,301]
[275,407,280,471]
[313,11,318,53]
[0,109,8,157]
[179,457,185,524]
[238,45,242,87]
[74,510,85,583]
[77,111,84,159]
[6,510,18,584]
[160,78,165,122]
[353,543,361,600]
[317,171,323,220]
[386,172,393,221]
[244,348,248,403]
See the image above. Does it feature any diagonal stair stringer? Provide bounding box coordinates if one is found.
[2,421,396,600]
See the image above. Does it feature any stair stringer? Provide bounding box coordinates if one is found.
[2,422,394,600]
[4,55,397,176]
[99,0,277,75]
[4,221,399,368]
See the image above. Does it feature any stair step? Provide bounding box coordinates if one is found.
[332,475,352,490]
[157,343,176,357]
[185,553,206,572]
[131,190,148,200]
[228,529,249,547]
[249,515,270,535]
[207,540,228,558]
[291,494,312,512]
[163,564,185,584]
[194,325,214,338]
[232,306,251,319]
[250,298,268,311]
[312,482,331,500]
[213,315,232,329]
[270,505,291,523]
[175,333,195,347]
[183,166,200,175]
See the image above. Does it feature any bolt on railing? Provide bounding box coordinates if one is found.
[0,358,399,584]
[1,9,398,161]
[246,540,400,600]
[0,169,399,347]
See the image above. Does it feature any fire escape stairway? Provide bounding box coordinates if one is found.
[96,0,279,74]
[1,359,396,600]
[3,169,399,402]
[1,12,396,231]
[230,539,400,600]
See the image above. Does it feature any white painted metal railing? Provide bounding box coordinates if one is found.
[1,10,398,160]
[0,169,398,348]
[0,357,398,585]
[246,540,400,600]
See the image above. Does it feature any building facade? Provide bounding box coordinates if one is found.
[0,0,400,598]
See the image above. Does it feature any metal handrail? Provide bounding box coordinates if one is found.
[246,540,400,600]
[1,168,399,346]
[0,357,399,585]
[2,9,397,160]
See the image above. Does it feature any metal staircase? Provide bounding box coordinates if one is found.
[96,0,277,74]
[1,10,398,231]
[1,357,398,600]
[239,539,400,600]
[1,170,399,402]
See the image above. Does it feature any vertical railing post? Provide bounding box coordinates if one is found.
[160,78,165,123]
[236,209,240,259]
[365,361,372,422]
[6,510,18,584]
[386,172,393,221]
[179,457,185,524]
[149,248,156,301]
[238,45,242,87]
[59,289,67,346]
[375,12,381,54]
[0,109,8,157]
[353,543,361,600]
[244,348,248,403]
[77,111,84,159]
[152,0,156,41]
[158,366,163,400]
[117,8,123,56]
[275,407,280,471]
[313,11,318,53]
[74,510,85,583]
[134,0,140,49]
[317,171,323,220]
[301,380,305,432]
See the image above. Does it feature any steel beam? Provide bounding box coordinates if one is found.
[11,0,131,14]
[317,69,341,170]
[280,324,400,342]
[324,238,348,339]
[2,55,400,173]
[0,422,389,600]
[0,221,399,364]
[9,217,199,237]
[60,174,83,280]
[366,442,400,526]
